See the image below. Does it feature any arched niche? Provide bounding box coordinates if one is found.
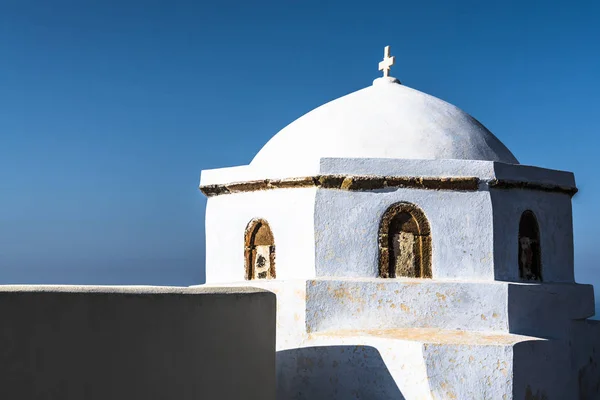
[378,203,432,279]
[518,210,542,281]
[244,219,276,280]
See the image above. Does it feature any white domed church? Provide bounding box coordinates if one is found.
[199,47,599,399]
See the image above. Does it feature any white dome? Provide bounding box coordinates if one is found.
[251,77,518,172]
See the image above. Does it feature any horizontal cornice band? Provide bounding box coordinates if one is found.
[200,175,578,197]
[200,175,480,197]
[488,179,578,196]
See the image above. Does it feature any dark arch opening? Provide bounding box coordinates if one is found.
[244,219,276,280]
[378,203,432,278]
[518,210,542,281]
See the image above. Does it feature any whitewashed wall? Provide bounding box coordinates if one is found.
[491,189,574,282]
[314,188,495,279]
[202,158,577,283]
[205,188,317,283]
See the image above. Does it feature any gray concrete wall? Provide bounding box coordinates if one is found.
[0,286,276,400]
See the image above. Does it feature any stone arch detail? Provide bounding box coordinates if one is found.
[518,210,542,281]
[378,202,432,279]
[244,219,276,280]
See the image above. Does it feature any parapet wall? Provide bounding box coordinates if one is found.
[0,285,276,400]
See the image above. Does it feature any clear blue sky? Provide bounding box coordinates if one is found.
[0,1,599,294]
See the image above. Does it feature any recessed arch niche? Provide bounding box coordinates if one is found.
[518,210,542,282]
[244,219,276,280]
[378,202,432,279]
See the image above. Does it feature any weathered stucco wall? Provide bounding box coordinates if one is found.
[276,322,599,399]
[306,279,508,332]
[205,188,317,283]
[0,286,276,400]
[422,343,514,399]
[314,187,495,279]
[512,338,573,399]
[198,157,591,399]
[201,158,576,284]
[491,188,574,282]
[282,329,543,400]
[569,319,600,399]
[507,282,595,338]
[304,279,594,336]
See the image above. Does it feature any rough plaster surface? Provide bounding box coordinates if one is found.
[278,329,540,400]
[569,320,600,399]
[302,279,593,337]
[422,343,513,399]
[306,279,508,332]
[194,277,597,399]
[201,158,576,283]
[507,282,595,337]
[198,156,594,399]
[512,339,573,399]
[315,187,495,279]
[198,278,595,344]
[491,188,575,282]
[277,327,599,399]
[250,78,518,176]
[0,285,276,400]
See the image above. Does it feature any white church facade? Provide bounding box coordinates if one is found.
[199,47,600,399]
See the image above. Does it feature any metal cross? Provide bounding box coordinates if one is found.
[378,45,395,77]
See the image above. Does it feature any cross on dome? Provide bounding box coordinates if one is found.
[378,45,395,78]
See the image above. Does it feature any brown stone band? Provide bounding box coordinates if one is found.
[200,175,479,197]
[200,175,577,197]
[488,179,578,196]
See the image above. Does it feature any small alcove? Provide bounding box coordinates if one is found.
[378,203,432,278]
[518,210,542,281]
[244,219,276,280]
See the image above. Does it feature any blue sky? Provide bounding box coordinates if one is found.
[0,1,599,298]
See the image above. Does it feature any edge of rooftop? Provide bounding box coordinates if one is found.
[199,158,576,197]
[0,285,271,295]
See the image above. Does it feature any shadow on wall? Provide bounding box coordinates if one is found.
[512,339,572,399]
[276,345,405,400]
[506,283,558,338]
[506,283,595,338]
[508,286,600,399]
